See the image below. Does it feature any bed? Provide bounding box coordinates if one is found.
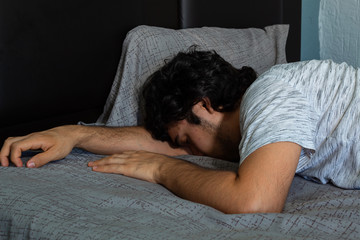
[1,0,360,239]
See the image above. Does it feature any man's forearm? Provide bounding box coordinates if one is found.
[74,125,187,156]
[89,143,298,214]
[89,149,248,214]
[156,142,301,214]
[156,158,251,214]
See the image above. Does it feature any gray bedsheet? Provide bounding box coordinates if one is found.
[1,26,359,239]
[1,149,359,239]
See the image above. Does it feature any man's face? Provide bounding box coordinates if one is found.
[167,116,240,161]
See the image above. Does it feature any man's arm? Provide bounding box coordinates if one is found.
[75,125,188,156]
[89,141,301,214]
[0,125,188,168]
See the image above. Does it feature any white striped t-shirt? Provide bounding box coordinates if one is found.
[239,60,360,189]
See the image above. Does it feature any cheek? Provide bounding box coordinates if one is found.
[188,145,204,156]
[190,134,215,155]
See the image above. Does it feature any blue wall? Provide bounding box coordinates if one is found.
[301,0,320,61]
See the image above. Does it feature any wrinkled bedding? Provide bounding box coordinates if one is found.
[1,25,359,239]
[94,25,289,127]
[1,150,359,239]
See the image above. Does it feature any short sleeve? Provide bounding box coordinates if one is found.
[238,69,318,167]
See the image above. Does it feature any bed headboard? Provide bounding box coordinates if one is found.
[0,0,301,144]
[179,0,301,62]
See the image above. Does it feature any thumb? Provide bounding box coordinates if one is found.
[26,149,63,168]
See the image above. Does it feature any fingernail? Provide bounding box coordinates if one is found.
[28,162,35,168]
[92,166,97,170]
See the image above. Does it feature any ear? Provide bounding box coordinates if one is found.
[193,97,215,114]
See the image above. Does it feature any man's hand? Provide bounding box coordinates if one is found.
[1,125,189,169]
[89,142,301,214]
[0,126,78,168]
[88,151,173,183]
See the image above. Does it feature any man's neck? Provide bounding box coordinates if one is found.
[222,106,241,144]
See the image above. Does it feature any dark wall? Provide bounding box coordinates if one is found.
[179,0,301,62]
[0,0,178,143]
[0,0,301,144]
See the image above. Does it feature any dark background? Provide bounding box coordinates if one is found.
[0,0,301,145]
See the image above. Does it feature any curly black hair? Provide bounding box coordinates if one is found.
[142,48,257,142]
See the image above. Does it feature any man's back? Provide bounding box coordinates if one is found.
[239,60,360,188]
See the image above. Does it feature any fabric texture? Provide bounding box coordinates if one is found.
[0,150,359,239]
[239,59,360,189]
[94,24,289,127]
[1,26,360,240]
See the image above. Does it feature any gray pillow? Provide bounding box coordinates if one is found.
[95,24,289,127]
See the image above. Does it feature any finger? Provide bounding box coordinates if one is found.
[0,152,10,167]
[9,137,44,167]
[92,164,125,174]
[88,154,128,167]
[2,137,27,167]
[122,150,140,154]
[91,162,155,183]
[0,140,11,167]
[1,137,26,167]
[26,148,63,168]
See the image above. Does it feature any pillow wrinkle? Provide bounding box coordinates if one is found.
[93,25,289,127]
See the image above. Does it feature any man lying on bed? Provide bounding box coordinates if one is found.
[1,49,359,214]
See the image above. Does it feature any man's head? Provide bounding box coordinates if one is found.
[142,48,256,160]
